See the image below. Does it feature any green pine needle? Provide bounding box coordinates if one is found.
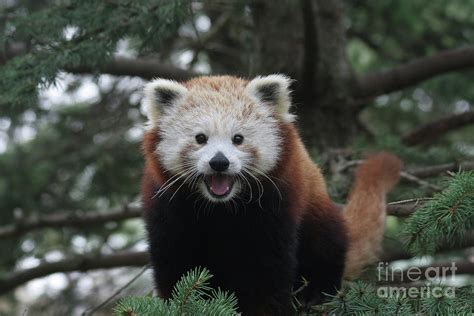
[403,171,474,255]
[114,267,238,316]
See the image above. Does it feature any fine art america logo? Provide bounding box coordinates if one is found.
[377,262,458,298]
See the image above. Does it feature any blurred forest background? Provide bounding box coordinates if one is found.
[0,0,473,315]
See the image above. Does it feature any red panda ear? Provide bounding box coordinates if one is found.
[245,74,295,122]
[143,79,188,128]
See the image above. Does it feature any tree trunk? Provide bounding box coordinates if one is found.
[251,0,358,150]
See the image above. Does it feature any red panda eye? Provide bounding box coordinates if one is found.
[195,134,207,144]
[232,134,244,145]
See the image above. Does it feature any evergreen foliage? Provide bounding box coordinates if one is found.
[0,0,188,108]
[319,282,474,315]
[404,171,474,255]
[0,0,473,314]
[114,267,238,316]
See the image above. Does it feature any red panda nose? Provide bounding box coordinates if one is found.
[209,152,230,172]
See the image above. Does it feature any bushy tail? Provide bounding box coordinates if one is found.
[343,152,402,279]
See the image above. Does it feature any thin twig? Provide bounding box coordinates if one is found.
[82,264,151,316]
[400,171,443,192]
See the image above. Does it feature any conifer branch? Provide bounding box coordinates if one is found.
[402,110,474,146]
[383,260,474,284]
[114,267,238,315]
[0,251,150,295]
[400,171,442,192]
[2,233,473,295]
[65,57,197,81]
[409,161,474,178]
[354,46,474,98]
[0,204,142,239]
[381,230,474,262]
[404,171,474,255]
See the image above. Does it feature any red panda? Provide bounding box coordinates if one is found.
[140,75,401,315]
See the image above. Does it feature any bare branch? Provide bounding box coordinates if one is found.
[0,251,150,295]
[3,160,473,240]
[380,260,474,284]
[400,171,442,192]
[402,110,474,146]
[0,197,426,242]
[386,198,432,217]
[82,264,151,316]
[354,46,474,99]
[380,231,474,262]
[64,57,197,80]
[0,204,142,239]
[409,161,474,178]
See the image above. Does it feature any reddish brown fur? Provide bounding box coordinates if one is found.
[141,76,402,285]
[343,153,402,278]
[270,123,334,222]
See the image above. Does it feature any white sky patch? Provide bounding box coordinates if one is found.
[17,257,41,270]
[132,240,148,252]
[98,74,115,93]
[400,99,414,112]
[455,142,474,156]
[172,50,194,69]
[45,250,65,262]
[193,59,211,73]
[375,95,389,107]
[72,235,88,251]
[454,100,470,113]
[116,76,145,92]
[115,38,138,58]
[108,233,128,249]
[21,239,36,253]
[195,15,211,32]
[16,273,69,302]
[0,132,7,154]
[63,25,79,41]
[22,110,37,124]
[390,256,433,270]
[14,125,36,143]
[126,126,144,142]
[129,91,142,106]
[39,73,100,108]
[0,118,12,130]
[413,88,433,112]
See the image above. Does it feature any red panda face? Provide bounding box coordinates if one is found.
[143,75,293,202]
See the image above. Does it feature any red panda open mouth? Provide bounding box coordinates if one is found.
[204,174,234,197]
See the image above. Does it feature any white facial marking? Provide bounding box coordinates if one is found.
[142,76,294,202]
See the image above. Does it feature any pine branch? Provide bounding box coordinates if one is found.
[409,161,474,178]
[0,251,149,295]
[382,260,474,284]
[380,230,474,262]
[400,171,442,192]
[114,267,238,316]
[0,204,142,239]
[404,171,474,255]
[3,160,472,240]
[322,281,473,315]
[64,57,196,80]
[1,0,190,105]
[1,231,473,295]
[354,46,474,99]
[386,198,433,217]
[402,110,474,146]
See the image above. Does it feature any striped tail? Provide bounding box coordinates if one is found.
[343,152,402,279]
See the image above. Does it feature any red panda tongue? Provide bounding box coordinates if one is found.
[210,174,231,196]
